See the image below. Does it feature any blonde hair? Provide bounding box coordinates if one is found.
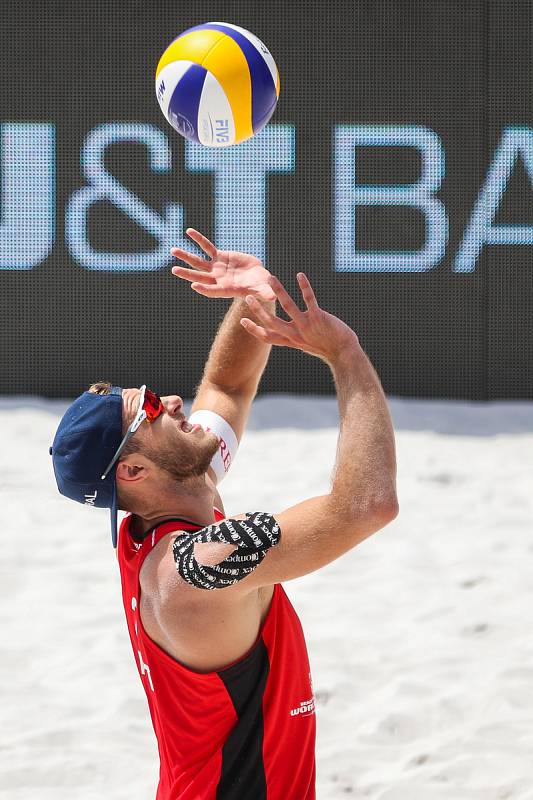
[88,381,112,396]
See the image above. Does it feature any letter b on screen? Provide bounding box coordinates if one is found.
[334,125,448,272]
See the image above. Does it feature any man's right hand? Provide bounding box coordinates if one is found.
[241,273,359,364]
[231,270,398,589]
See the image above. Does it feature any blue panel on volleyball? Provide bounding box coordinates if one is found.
[188,22,278,133]
[167,64,208,144]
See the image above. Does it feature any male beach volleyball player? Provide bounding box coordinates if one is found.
[50,229,398,800]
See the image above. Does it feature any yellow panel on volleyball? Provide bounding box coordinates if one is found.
[202,38,253,142]
[156,28,253,143]
[155,29,222,75]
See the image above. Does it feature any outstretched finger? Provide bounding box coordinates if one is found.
[245,295,292,336]
[186,228,218,259]
[267,275,301,320]
[240,318,292,347]
[171,247,210,271]
[297,272,319,311]
[190,283,232,298]
[171,266,216,284]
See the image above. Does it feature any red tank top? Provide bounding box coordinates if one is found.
[117,512,316,800]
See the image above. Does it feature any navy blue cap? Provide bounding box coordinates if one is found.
[50,387,123,547]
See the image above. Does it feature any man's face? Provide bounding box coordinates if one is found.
[121,388,220,482]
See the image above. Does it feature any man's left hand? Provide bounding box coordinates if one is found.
[171,229,275,302]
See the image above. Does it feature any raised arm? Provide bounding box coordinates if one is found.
[189,296,273,440]
[230,272,398,586]
[171,229,275,445]
[155,272,397,598]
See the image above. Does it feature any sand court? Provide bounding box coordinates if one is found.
[1,395,532,799]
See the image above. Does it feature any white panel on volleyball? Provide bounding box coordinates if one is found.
[155,61,195,119]
[197,72,236,147]
[212,22,279,93]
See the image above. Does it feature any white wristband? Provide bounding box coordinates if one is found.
[188,409,239,484]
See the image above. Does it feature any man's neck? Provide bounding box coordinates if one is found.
[125,475,216,539]
[130,480,217,539]
[129,512,210,540]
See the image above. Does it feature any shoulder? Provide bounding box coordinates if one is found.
[140,511,280,603]
[139,528,272,667]
[139,529,242,608]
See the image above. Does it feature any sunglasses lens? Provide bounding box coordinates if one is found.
[143,389,163,422]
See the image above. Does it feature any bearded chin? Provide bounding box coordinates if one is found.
[192,432,221,477]
[184,436,220,480]
[149,432,220,484]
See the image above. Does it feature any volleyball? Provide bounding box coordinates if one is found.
[155,22,280,147]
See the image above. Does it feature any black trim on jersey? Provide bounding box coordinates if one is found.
[216,639,270,800]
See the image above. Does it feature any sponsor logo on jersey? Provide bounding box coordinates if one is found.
[290,697,316,717]
[290,672,316,717]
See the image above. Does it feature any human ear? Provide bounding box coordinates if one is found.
[115,461,146,484]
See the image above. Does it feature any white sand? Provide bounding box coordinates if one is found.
[1,395,532,799]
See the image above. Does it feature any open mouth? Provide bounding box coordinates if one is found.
[180,419,201,434]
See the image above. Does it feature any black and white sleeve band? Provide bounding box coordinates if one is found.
[172,512,281,590]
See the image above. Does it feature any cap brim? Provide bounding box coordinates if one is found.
[110,483,118,548]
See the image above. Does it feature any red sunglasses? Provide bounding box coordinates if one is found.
[101,385,164,480]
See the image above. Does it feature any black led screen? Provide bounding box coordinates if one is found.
[1,0,532,399]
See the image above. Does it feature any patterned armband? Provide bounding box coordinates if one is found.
[172,512,281,590]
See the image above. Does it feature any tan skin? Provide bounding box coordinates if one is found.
[117,387,275,672]
[114,229,398,673]
[114,227,279,672]
[117,388,220,529]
